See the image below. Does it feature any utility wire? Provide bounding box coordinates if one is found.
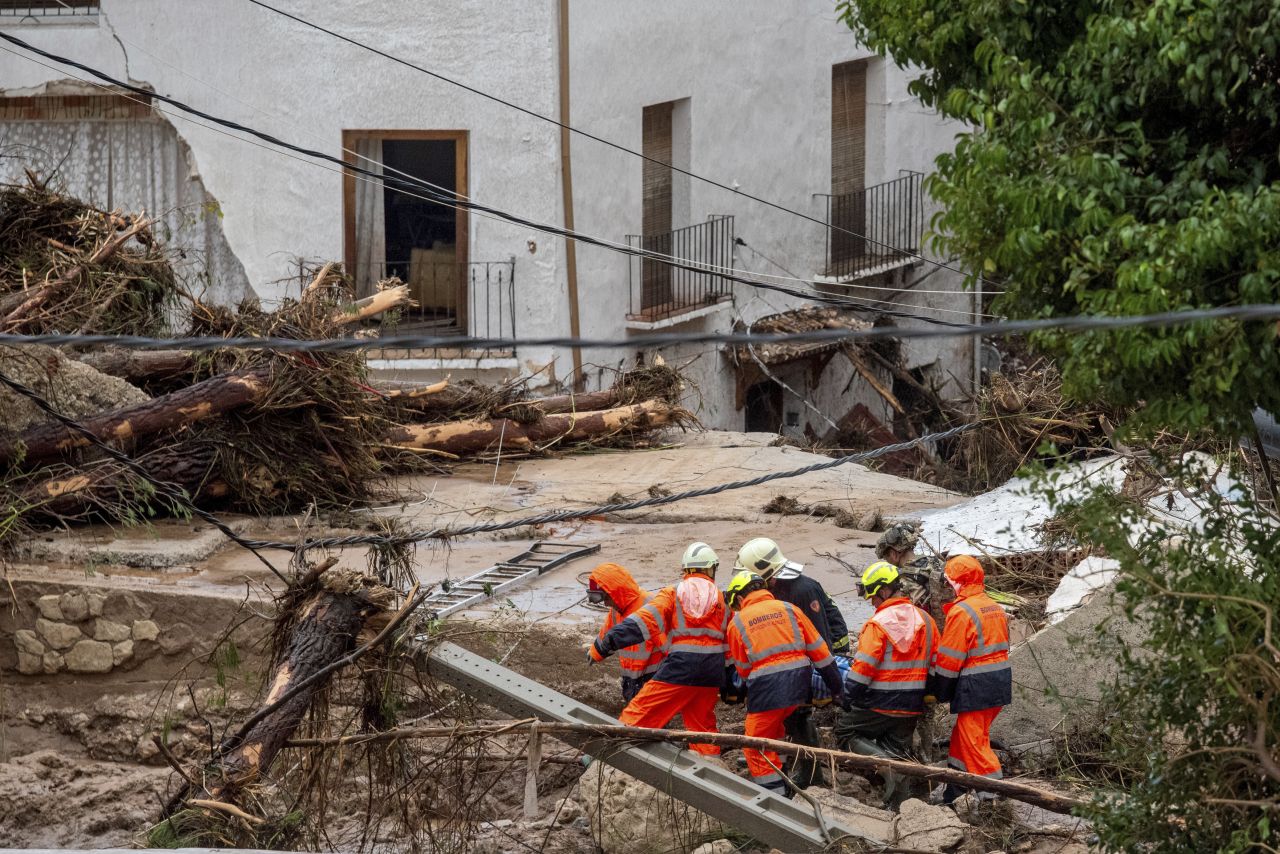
[246,0,995,288]
[0,32,970,329]
[109,33,984,299]
[2,303,1277,354]
[0,369,290,583]
[236,422,978,551]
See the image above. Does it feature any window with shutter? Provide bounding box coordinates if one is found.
[831,60,867,265]
[640,101,674,307]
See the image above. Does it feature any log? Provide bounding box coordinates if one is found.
[499,387,624,415]
[196,571,395,803]
[383,400,682,455]
[289,720,1084,815]
[20,443,225,518]
[75,349,195,384]
[0,368,269,464]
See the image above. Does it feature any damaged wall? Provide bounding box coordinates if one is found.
[0,91,252,306]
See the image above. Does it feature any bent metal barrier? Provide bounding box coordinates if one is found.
[422,640,891,852]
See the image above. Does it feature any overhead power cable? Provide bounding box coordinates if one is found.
[112,33,991,299]
[2,303,1277,354]
[0,32,972,328]
[236,422,978,551]
[246,0,994,288]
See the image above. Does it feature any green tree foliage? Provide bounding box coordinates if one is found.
[836,0,1280,434]
[1044,457,1279,852]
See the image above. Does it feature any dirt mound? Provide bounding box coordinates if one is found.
[0,748,166,847]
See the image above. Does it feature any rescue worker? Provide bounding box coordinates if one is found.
[835,561,941,807]
[929,555,1012,804]
[591,542,726,755]
[735,537,849,787]
[586,562,666,704]
[724,571,843,794]
[876,521,950,624]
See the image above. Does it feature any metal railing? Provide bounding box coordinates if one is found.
[820,171,924,280]
[371,258,515,350]
[0,0,98,16]
[626,215,734,322]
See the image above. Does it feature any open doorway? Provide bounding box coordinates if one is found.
[343,130,469,330]
[744,380,784,433]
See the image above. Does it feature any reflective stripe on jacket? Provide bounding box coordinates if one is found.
[930,590,1012,713]
[599,573,727,687]
[768,574,850,650]
[589,563,665,676]
[845,597,940,716]
[727,589,842,713]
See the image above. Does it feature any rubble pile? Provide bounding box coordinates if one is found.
[0,180,693,550]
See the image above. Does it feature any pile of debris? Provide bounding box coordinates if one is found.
[0,178,693,550]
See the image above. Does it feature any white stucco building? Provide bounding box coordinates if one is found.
[0,0,975,438]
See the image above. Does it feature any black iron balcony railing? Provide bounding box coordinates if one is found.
[0,0,98,16]
[626,215,734,322]
[820,171,924,281]
[371,258,515,343]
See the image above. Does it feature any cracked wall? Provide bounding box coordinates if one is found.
[0,83,253,306]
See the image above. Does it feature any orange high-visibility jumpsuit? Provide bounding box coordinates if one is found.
[587,563,666,703]
[930,556,1012,785]
[727,589,843,791]
[595,571,726,755]
[844,595,941,719]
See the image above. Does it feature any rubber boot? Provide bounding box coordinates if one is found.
[784,707,825,788]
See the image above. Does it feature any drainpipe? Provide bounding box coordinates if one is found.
[558,0,585,390]
[972,275,983,394]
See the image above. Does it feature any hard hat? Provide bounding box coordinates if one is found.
[875,521,922,560]
[858,561,900,600]
[725,570,765,609]
[681,542,719,573]
[734,537,802,580]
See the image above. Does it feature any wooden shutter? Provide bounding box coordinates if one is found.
[831,60,867,195]
[642,101,673,237]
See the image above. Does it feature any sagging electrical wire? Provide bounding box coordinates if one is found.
[246,0,1002,291]
[0,32,980,328]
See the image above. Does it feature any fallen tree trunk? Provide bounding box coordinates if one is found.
[75,349,195,384]
[186,570,396,806]
[498,387,626,416]
[0,368,269,464]
[20,443,227,517]
[384,400,684,455]
[287,720,1084,815]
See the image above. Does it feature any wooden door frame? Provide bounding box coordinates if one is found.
[341,129,470,330]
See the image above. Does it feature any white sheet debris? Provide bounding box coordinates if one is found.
[1045,556,1120,624]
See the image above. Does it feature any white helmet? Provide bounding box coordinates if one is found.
[681,542,719,575]
[735,537,803,581]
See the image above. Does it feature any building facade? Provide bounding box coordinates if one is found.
[0,0,975,437]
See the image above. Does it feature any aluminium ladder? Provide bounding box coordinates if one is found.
[420,540,601,618]
[422,641,891,852]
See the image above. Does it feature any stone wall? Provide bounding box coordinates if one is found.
[1,580,243,678]
[13,590,163,675]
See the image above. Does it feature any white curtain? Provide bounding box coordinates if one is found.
[352,136,385,298]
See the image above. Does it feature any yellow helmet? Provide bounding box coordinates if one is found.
[858,561,900,600]
[725,570,766,610]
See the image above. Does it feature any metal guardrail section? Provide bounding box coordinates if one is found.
[422,541,601,618]
[424,641,886,851]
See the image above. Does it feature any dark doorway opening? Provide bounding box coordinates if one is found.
[382,139,457,322]
[744,380,784,433]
